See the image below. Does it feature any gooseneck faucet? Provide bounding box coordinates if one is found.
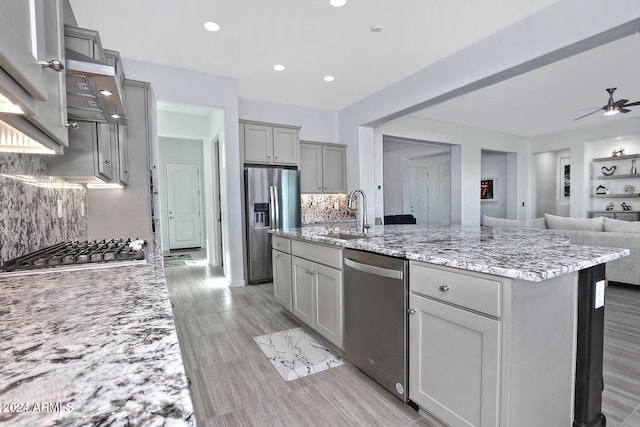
[347,188,370,233]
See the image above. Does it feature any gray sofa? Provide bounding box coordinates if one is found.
[482,213,640,286]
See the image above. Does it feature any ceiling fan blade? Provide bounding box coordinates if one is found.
[620,108,631,113]
[574,107,603,121]
[622,100,640,107]
[613,99,629,107]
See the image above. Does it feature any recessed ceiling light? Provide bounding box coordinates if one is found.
[100,90,112,96]
[204,21,220,32]
[369,25,383,33]
[110,114,121,119]
[324,76,335,82]
[330,0,346,7]
[273,64,286,71]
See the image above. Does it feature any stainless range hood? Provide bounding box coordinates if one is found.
[65,48,127,126]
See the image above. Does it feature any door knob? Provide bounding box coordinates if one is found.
[39,59,64,72]
[439,285,450,292]
[407,308,416,315]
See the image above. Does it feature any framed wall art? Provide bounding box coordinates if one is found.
[481,178,496,202]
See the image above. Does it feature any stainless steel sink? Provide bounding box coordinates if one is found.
[320,232,370,241]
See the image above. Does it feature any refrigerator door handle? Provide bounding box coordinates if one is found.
[269,186,276,230]
[273,185,280,229]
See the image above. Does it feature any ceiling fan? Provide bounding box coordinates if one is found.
[574,88,640,121]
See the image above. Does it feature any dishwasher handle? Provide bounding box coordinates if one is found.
[344,257,404,280]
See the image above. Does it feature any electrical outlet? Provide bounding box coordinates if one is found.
[57,200,63,218]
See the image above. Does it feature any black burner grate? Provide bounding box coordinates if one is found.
[0,238,145,273]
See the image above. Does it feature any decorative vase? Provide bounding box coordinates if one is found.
[632,159,637,175]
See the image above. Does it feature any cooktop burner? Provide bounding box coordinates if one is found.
[0,238,146,274]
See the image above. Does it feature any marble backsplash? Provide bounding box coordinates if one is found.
[301,194,356,224]
[0,153,87,263]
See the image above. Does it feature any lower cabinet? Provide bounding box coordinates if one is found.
[409,292,500,427]
[272,237,344,350]
[272,249,292,311]
[291,255,344,349]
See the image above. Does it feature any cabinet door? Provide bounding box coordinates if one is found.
[300,143,323,193]
[273,250,292,311]
[292,256,314,327]
[322,145,347,193]
[313,263,343,349]
[96,123,113,180]
[273,127,299,165]
[614,212,639,221]
[244,123,273,163]
[409,294,500,427]
[0,0,68,148]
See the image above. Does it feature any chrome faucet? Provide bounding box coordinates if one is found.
[348,188,370,233]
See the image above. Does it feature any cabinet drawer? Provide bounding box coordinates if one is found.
[410,262,503,317]
[292,240,342,269]
[272,236,291,253]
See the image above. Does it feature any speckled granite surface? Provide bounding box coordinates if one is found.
[0,241,194,426]
[272,225,630,282]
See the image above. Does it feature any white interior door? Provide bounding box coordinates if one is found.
[166,162,202,250]
[411,166,430,224]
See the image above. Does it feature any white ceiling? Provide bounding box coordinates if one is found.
[411,32,640,137]
[68,0,557,112]
[68,0,640,138]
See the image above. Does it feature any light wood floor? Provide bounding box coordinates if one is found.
[164,252,640,427]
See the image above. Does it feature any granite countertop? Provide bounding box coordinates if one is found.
[0,241,194,426]
[272,224,630,282]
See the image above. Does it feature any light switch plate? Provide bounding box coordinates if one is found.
[595,280,605,309]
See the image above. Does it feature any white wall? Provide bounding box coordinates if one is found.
[374,116,529,226]
[122,59,244,286]
[530,118,640,217]
[239,98,339,143]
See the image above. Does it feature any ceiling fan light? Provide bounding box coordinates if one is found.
[603,106,619,116]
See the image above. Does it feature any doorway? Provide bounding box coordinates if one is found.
[383,136,452,225]
[166,161,202,250]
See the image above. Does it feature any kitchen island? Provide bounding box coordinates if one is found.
[271,224,629,427]
[0,241,194,426]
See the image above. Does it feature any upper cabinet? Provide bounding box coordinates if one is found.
[300,141,347,193]
[240,120,300,165]
[0,0,69,153]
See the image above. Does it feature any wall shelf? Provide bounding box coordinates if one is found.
[592,194,640,198]
[593,154,640,162]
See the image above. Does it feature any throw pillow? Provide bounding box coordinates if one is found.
[544,214,604,232]
[482,215,547,229]
[603,217,640,233]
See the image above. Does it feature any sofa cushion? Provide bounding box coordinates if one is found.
[604,217,640,233]
[544,214,604,232]
[482,215,546,229]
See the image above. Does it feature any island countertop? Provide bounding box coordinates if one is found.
[271,224,630,282]
[0,241,194,426]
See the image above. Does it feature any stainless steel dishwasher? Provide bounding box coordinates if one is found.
[343,248,409,402]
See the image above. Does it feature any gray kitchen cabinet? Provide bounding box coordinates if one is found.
[241,120,300,165]
[272,236,293,311]
[300,141,347,193]
[409,261,579,427]
[0,0,69,152]
[289,239,344,349]
[46,119,113,183]
[292,256,315,327]
[409,292,500,427]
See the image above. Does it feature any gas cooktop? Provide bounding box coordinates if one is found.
[0,238,146,275]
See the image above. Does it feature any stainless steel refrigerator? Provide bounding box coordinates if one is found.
[245,167,301,284]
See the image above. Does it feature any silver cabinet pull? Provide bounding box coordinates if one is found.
[407,308,416,315]
[39,59,64,72]
[64,122,79,129]
[439,285,450,292]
